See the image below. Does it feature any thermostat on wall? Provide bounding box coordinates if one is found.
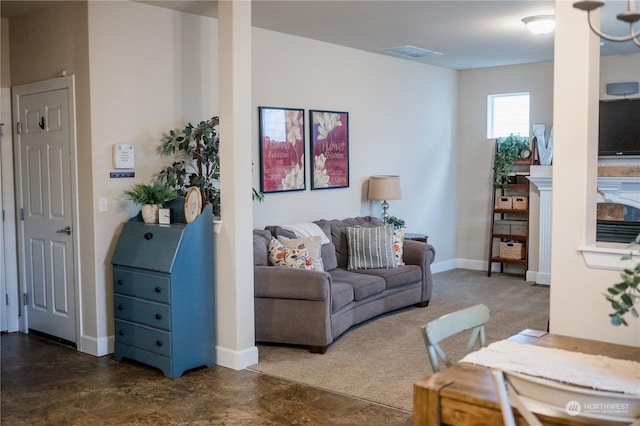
[113,144,135,169]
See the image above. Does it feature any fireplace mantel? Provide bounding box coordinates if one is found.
[529,167,640,274]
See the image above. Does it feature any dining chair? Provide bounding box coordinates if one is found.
[420,303,490,372]
[491,369,640,426]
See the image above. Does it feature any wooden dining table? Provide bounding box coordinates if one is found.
[413,329,640,426]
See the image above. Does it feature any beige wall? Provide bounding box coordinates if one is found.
[457,62,554,274]
[8,1,98,350]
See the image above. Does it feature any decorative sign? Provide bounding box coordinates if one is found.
[258,107,306,193]
[309,110,349,190]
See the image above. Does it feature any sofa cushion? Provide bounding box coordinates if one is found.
[331,282,354,312]
[316,216,383,269]
[314,221,338,271]
[253,229,273,266]
[346,224,397,270]
[354,264,422,290]
[278,235,324,271]
[267,238,314,269]
[329,268,385,301]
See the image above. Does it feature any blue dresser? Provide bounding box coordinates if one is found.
[111,200,215,378]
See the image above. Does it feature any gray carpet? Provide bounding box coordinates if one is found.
[248,269,550,412]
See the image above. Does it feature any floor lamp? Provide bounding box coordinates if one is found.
[368,175,402,223]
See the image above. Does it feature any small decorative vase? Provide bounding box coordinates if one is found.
[141,204,159,224]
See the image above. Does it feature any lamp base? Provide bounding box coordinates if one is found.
[381,200,390,223]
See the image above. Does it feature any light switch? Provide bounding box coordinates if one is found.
[99,197,108,213]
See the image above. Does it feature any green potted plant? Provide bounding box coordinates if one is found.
[157,116,263,219]
[124,182,177,224]
[605,233,640,326]
[387,216,405,229]
[493,134,530,188]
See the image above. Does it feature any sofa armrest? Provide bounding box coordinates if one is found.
[403,240,436,302]
[254,266,331,301]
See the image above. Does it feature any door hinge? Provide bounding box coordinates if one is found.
[20,208,24,221]
[16,122,22,135]
[5,294,8,306]
[23,293,28,306]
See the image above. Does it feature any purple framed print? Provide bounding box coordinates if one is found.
[258,106,306,193]
[309,110,349,190]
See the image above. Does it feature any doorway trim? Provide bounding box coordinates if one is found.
[12,75,82,351]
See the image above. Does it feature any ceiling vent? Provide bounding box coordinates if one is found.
[380,45,442,58]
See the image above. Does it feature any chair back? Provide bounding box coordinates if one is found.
[492,369,640,426]
[421,303,490,372]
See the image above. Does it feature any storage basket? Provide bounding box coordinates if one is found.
[499,241,525,260]
[512,196,529,210]
[496,196,512,209]
[511,221,528,235]
[494,221,511,234]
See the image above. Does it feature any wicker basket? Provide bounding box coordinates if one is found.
[499,241,525,260]
[512,196,529,210]
[496,196,512,209]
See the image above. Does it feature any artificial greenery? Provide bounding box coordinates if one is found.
[124,182,177,206]
[157,116,263,218]
[605,233,640,326]
[386,216,405,229]
[493,134,530,188]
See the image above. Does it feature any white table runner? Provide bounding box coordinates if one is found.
[461,340,640,395]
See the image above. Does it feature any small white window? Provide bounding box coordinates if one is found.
[487,92,530,139]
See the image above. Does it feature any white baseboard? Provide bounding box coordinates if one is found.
[216,345,259,370]
[79,334,112,357]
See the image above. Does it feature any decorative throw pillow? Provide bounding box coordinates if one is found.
[346,224,397,270]
[267,238,314,269]
[393,227,406,266]
[277,236,324,271]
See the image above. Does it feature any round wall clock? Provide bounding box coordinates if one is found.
[519,147,532,160]
[184,186,202,223]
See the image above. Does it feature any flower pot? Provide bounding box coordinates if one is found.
[141,204,160,224]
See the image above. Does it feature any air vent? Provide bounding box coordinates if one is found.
[380,45,442,58]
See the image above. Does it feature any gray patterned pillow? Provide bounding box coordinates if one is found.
[346,224,397,270]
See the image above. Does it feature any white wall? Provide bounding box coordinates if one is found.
[88,1,219,351]
[252,28,459,267]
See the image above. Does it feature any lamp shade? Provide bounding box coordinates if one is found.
[368,175,402,201]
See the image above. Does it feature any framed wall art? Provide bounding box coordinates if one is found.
[309,110,349,190]
[258,106,306,193]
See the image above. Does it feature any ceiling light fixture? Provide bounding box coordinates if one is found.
[522,15,556,35]
[573,0,640,47]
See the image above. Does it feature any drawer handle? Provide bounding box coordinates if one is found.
[155,313,162,320]
[144,232,153,240]
[118,305,123,311]
[119,330,124,336]
[155,287,161,293]
[117,279,123,285]
[156,340,163,347]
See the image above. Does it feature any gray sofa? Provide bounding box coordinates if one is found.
[253,216,436,353]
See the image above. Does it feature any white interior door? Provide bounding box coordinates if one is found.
[14,78,77,344]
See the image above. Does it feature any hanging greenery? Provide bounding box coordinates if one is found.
[605,233,640,326]
[493,134,530,188]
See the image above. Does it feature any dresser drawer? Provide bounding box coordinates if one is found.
[115,320,171,357]
[113,267,170,303]
[114,295,171,331]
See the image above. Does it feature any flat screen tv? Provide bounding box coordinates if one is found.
[599,98,640,157]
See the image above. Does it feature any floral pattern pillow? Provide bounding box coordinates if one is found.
[393,227,406,266]
[268,238,314,269]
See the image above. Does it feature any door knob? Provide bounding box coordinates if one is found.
[56,226,71,235]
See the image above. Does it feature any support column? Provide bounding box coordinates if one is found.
[216,0,258,369]
[528,166,552,285]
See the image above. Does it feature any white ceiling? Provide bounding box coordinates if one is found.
[2,0,638,70]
